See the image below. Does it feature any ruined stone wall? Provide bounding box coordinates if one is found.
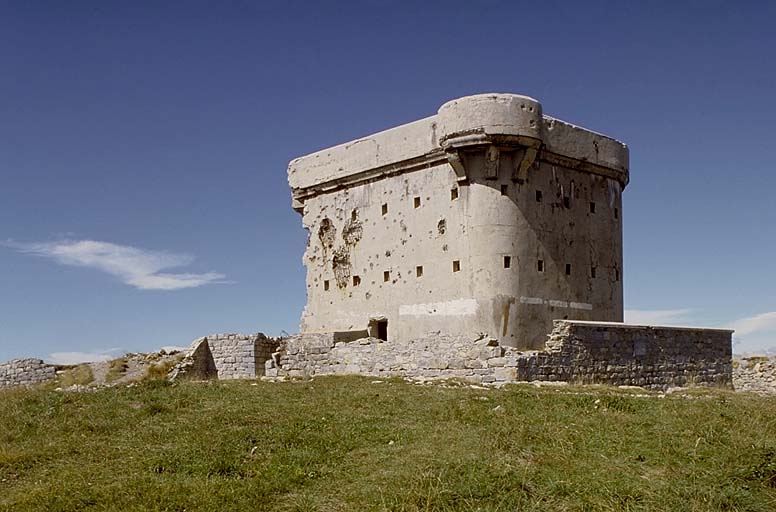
[0,359,57,389]
[266,320,732,390]
[169,333,280,381]
[733,356,776,393]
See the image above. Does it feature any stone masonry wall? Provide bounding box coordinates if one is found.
[0,359,57,389]
[170,333,280,381]
[266,320,732,390]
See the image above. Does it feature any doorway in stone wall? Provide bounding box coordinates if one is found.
[376,320,388,341]
[370,318,388,341]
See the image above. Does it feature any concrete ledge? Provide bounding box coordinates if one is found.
[288,93,629,197]
[560,319,734,334]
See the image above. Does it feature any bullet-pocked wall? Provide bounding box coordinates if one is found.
[289,94,629,349]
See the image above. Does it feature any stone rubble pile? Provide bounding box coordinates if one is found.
[733,356,776,393]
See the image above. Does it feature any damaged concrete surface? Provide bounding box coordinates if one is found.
[289,93,627,349]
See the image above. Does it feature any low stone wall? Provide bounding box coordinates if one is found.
[266,320,733,390]
[0,359,57,389]
[169,333,281,381]
[733,356,776,393]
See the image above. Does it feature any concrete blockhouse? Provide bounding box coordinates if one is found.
[288,93,629,349]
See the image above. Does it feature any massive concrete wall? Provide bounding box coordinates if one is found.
[0,359,57,389]
[289,94,628,349]
[266,321,732,391]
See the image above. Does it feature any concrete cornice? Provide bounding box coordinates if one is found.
[288,93,629,205]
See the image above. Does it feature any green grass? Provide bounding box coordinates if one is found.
[105,358,129,383]
[54,363,94,388]
[145,355,183,381]
[1,377,775,511]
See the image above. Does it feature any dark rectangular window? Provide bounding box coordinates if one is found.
[503,256,511,269]
[589,201,596,214]
[416,266,423,277]
[614,207,619,219]
[413,196,421,208]
[323,280,330,291]
[452,260,461,272]
[591,266,597,278]
[382,203,388,215]
[563,196,571,209]
[535,190,543,202]
[352,275,361,287]
[383,270,390,282]
[500,184,508,196]
[451,188,459,200]
[565,263,572,276]
[537,259,544,272]
[615,268,620,281]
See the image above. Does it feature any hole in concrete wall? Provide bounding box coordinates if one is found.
[500,184,508,196]
[324,280,330,291]
[413,196,421,208]
[452,260,461,272]
[382,203,388,216]
[563,196,571,209]
[590,201,596,213]
[451,188,458,200]
[591,266,597,278]
[353,275,361,286]
[383,270,390,282]
[535,190,543,202]
[565,263,572,276]
[503,256,511,269]
[615,207,619,219]
[416,265,423,277]
[537,259,544,272]
[318,218,336,250]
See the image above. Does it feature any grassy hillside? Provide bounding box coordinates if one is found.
[1,377,775,511]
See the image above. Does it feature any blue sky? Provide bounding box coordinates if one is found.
[2,0,775,362]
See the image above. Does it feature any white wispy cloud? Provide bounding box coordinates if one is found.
[726,311,776,355]
[47,351,116,365]
[6,239,226,290]
[728,311,776,337]
[624,308,695,326]
[625,308,776,355]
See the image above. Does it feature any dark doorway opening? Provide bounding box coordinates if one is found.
[376,320,388,341]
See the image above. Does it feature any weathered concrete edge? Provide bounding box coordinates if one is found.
[561,319,735,334]
[288,93,630,194]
